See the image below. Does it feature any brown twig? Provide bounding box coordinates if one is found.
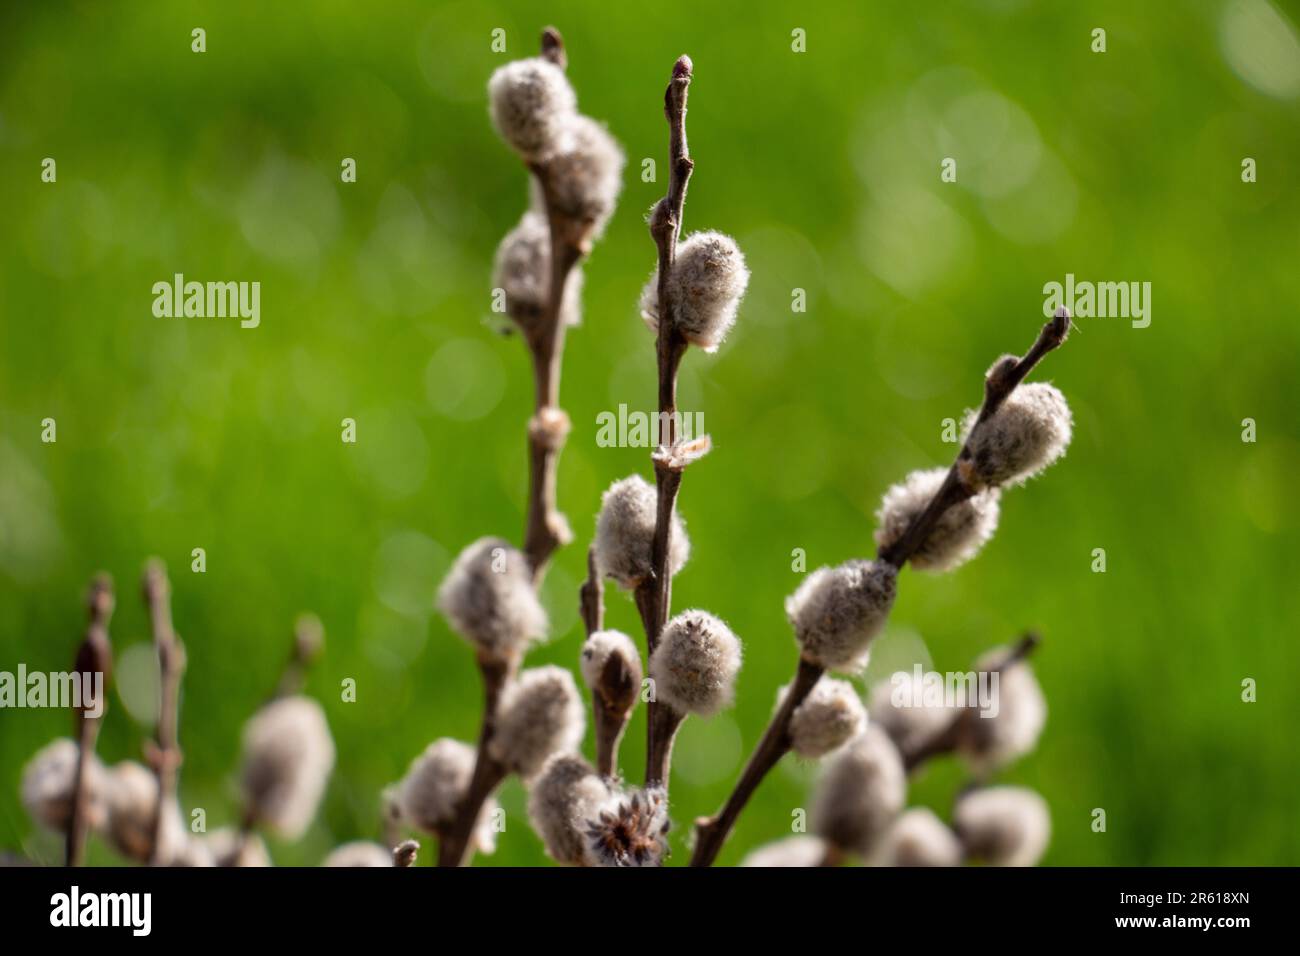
[690,657,824,867]
[901,632,1041,772]
[521,26,585,581]
[437,653,512,866]
[641,54,696,789]
[393,839,420,868]
[67,574,114,867]
[579,546,604,637]
[877,309,1071,569]
[143,559,186,865]
[274,613,323,700]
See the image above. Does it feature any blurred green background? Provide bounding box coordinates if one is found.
[2,0,1298,866]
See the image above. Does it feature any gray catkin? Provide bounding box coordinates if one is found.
[740,835,830,868]
[205,827,272,867]
[874,467,1001,572]
[541,114,625,238]
[961,382,1073,489]
[811,725,907,857]
[397,738,498,853]
[786,560,898,673]
[436,537,548,659]
[868,670,958,757]
[487,57,577,159]
[526,753,611,866]
[490,666,586,779]
[957,648,1047,775]
[580,629,643,696]
[20,738,107,832]
[322,841,393,867]
[783,678,867,758]
[879,807,963,867]
[103,760,161,862]
[593,475,689,590]
[492,211,585,330]
[953,785,1051,867]
[239,695,336,840]
[648,610,742,717]
[639,231,750,352]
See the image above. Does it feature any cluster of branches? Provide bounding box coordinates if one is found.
[400,29,1076,868]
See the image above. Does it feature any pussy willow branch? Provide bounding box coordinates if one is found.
[639,54,695,790]
[143,560,186,866]
[440,27,586,868]
[67,574,113,867]
[691,316,1071,865]
[579,547,632,779]
[877,308,1071,568]
[437,653,510,866]
[900,632,1040,772]
[690,658,823,867]
[521,26,583,580]
[580,546,604,636]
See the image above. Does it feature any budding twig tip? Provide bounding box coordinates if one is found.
[673,55,693,79]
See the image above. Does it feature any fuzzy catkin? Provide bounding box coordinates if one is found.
[103,760,160,862]
[960,382,1073,489]
[874,467,1001,571]
[640,231,749,352]
[527,753,611,866]
[397,738,499,854]
[580,629,643,698]
[322,841,393,867]
[786,560,897,673]
[953,786,1051,867]
[490,666,586,779]
[879,807,963,867]
[740,835,829,868]
[20,738,107,832]
[811,725,907,857]
[492,211,585,330]
[868,670,957,757]
[783,678,867,758]
[541,114,624,238]
[957,648,1047,775]
[436,537,548,659]
[239,695,335,840]
[487,57,577,159]
[583,787,670,868]
[205,827,271,867]
[649,610,742,717]
[594,475,690,590]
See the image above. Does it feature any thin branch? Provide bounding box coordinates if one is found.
[878,309,1071,568]
[143,559,186,866]
[521,26,584,581]
[642,54,695,790]
[690,657,824,867]
[67,573,114,867]
[593,654,637,780]
[437,653,512,866]
[579,546,604,637]
[901,632,1041,772]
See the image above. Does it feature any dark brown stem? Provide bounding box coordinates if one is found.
[143,559,186,866]
[437,653,513,867]
[690,657,824,867]
[877,309,1071,568]
[521,27,586,581]
[67,574,114,867]
[644,702,686,788]
[579,546,604,637]
[593,654,637,780]
[901,632,1042,772]
[274,613,323,700]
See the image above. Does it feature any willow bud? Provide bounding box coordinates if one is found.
[786,560,897,673]
[874,468,1001,572]
[649,610,742,717]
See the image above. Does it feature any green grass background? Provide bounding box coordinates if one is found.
[1,0,1298,866]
